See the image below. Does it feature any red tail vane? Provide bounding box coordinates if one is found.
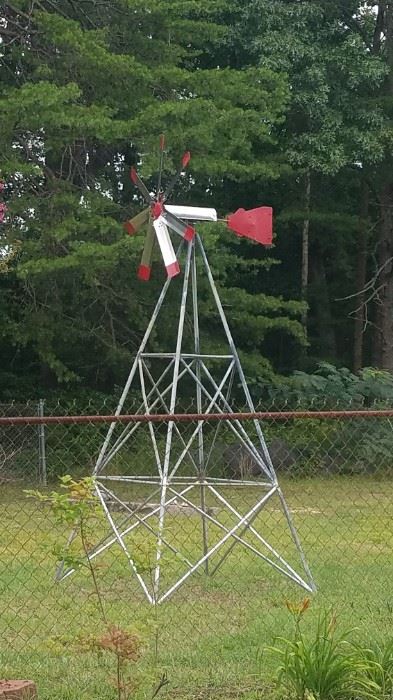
[227,207,273,245]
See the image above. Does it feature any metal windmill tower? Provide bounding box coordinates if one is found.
[58,138,315,604]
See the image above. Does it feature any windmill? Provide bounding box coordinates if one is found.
[57,138,315,605]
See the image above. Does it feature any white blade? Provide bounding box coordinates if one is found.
[153,216,180,278]
[163,210,195,241]
[165,205,217,222]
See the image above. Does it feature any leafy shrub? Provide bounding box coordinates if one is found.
[255,363,393,409]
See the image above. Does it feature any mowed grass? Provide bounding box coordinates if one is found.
[1,476,393,700]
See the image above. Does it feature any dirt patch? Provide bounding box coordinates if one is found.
[272,507,322,515]
[0,681,37,699]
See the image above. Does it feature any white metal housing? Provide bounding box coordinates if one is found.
[165,205,217,222]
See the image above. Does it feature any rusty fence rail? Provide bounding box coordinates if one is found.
[2,400,393,483]
[3,408,393,425]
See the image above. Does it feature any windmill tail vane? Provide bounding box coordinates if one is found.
[124,137,273,280]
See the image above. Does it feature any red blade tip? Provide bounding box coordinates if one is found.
[124,221,136,235]
[182,151,191,168]
[166,261,181,278]
[138,264,151,281]
[184,225,195,242]
[130,167,138,184]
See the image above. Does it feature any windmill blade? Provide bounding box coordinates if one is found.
[163,209,195,242]
[130,167,154,205]
[138,218,155,281]
[124,207,150,235]
[163,151,191,202]
[157,133,165,197]
[153,215,180,278]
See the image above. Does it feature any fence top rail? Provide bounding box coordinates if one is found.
[1,409,393,425]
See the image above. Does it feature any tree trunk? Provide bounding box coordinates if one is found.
[374,184,393,369]
[353,180,369,373]
[310,251,337,361]
[373,2,393,370]
[301,171,311,332]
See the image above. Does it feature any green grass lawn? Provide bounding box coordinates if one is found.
[1,476,393,700]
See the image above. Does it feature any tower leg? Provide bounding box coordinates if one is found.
[196,235,276,480]
[196,234,316,593]
[191,240,209,573]
[154,241,193,598]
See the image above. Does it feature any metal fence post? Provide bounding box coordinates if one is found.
[37,399,47,486]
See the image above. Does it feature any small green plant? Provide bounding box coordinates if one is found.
[25,476,168,700]
[355,639,393,700]
[268,599,377,700]
[26,475,108,621]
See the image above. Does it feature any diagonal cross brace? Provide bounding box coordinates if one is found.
[165,484,313,592]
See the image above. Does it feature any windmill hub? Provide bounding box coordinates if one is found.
[152,201,164,219]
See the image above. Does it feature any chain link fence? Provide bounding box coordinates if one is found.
[1,399,393,696]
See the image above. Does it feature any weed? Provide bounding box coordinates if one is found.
[355,638,393,700]
[268,601,377,700]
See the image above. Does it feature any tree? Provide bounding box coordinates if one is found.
[0,0,306,396]
[241,0,388,369]
[367,2,393,370]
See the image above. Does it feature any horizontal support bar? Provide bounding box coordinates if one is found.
[140,353,233,359]
[96,475,273,487]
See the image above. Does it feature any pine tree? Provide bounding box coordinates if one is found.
[0,0,305,395]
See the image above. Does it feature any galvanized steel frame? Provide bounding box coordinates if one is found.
[58,235,316,602]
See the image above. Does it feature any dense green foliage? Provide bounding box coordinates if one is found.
[1,1,393,398]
